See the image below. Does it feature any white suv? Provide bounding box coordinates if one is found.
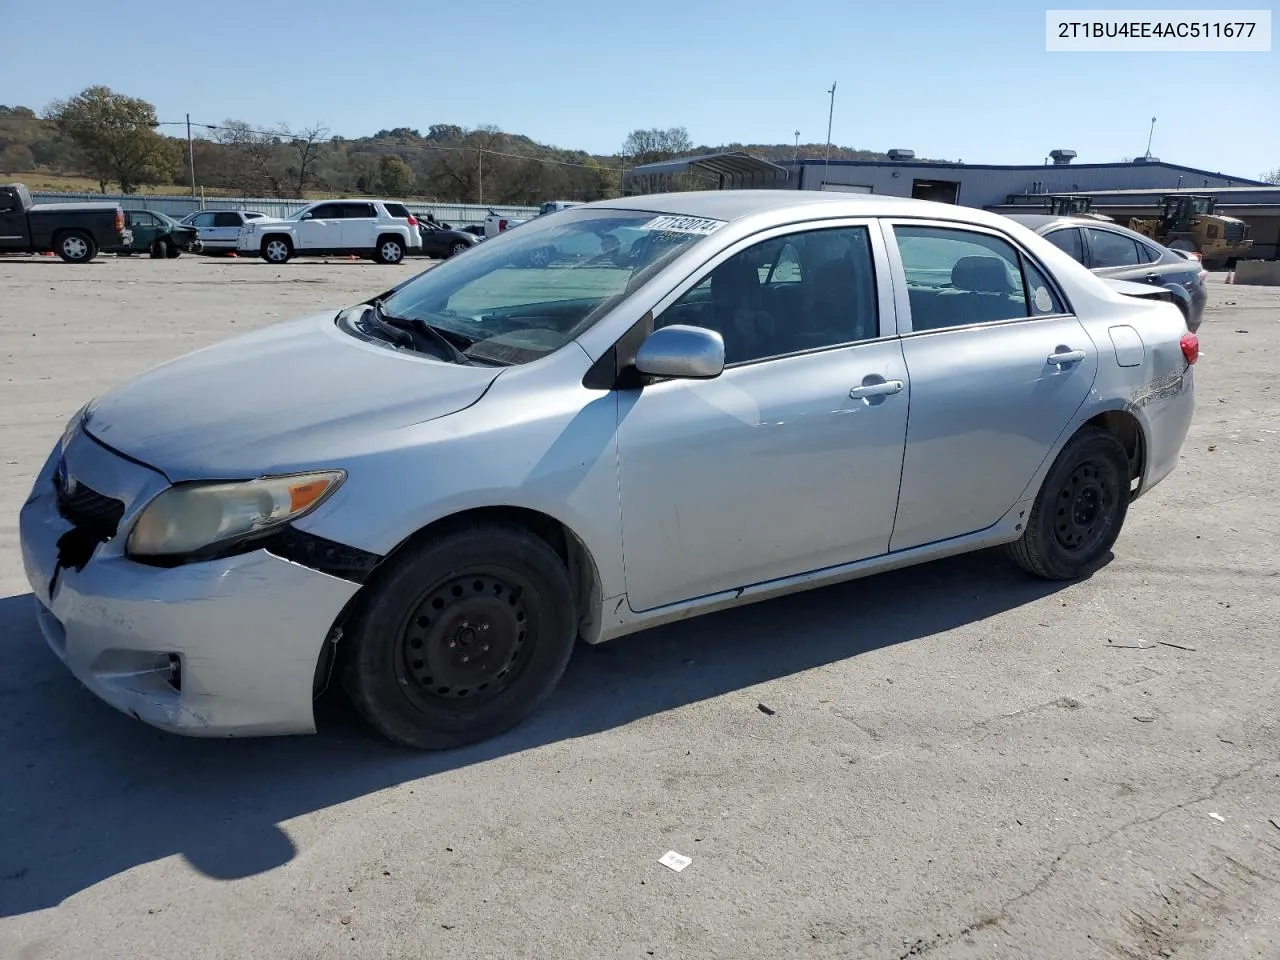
[238,199,422,264]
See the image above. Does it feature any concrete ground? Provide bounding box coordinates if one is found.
[1,255,1278,960]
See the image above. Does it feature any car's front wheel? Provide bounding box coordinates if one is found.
[261,236,292,264]
[449,241,469,257]
[343,524,577,750]
[1006,426,1131,580]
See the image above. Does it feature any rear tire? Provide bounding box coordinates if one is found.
[1005,426,1131,581]
[55,230,96,264]
[150,239,169,259]
[342,524,577,750]
[376,236,405,264]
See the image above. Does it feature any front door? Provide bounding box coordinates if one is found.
[616,222,909,612]
[885,221,1099,551]
[0,188,28,253]
[295,203,343,252]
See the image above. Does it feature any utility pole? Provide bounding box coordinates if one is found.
[1145,116,1157,158]
[186,113,197,202]
[794,129,800,161]
[478,149,483,205]
[824,82,837,169]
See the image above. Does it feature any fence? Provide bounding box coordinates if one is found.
[30,192,539,227]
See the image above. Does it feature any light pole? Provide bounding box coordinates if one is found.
[1145,116,1157,158]
[794,129,800,161]
[186,113,197,201]
[824,82,837,169]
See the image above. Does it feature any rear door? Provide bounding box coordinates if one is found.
[295,203,342,251]
[127,211,159,251]
[211,211,244,247]
[884,220,1098,551]
[339,202,379,251]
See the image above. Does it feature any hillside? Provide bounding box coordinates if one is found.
[1,99,942,204]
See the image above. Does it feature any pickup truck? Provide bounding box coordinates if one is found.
[0,183,131,263]
[483,200,580,239]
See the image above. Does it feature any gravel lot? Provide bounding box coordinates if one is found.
[1,255,1278,960]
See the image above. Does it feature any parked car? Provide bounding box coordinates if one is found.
[178,209,268,253]
[237,199,422,264]
[0,182,131,263]
[1006,214,1208,332]
[20,191,1198,750]
[482,200,581,238]
[107,210,202,258]
[416,220,481,258]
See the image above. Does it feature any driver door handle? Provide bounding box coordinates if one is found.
[1048,349,1087,365]
[849,379,904,399]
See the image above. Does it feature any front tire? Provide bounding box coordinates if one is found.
[343,524,577,750]
[56,231,96,264]
[376,236,405,264]
[1006,426,1131,580]
[261,236,292,264]
[449,241,469,257]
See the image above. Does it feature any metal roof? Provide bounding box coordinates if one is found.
[624,152,789,190]
[779,157,1268,185]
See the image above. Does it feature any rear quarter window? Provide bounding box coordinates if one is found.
[384,203,411,219]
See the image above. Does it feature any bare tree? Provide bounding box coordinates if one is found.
[621,127,693,166]
[282,124,328,198]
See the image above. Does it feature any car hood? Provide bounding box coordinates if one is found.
[82,311,501,481]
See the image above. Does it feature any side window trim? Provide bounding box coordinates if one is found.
[881,218,1075,335]
[640,217,897,370]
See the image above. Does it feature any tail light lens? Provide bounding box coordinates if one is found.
[1180,332,1199,365]
[114,209,124,232]
[499,219,508,232]
[406,216,417,226]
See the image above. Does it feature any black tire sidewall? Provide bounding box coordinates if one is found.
[1023,428,1130,579]
[450,242,467,257]
[343,525,576,749]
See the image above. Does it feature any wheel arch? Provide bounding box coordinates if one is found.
[1081,406,1147,499]
[316,504,606,699]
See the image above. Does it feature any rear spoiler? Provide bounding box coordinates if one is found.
[1101,277,1176,306]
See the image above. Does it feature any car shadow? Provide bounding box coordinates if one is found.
[0,548,1074,917]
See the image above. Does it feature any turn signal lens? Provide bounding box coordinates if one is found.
[1180,332,1199,365]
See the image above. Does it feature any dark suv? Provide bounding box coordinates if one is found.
[1008,214,1207,332]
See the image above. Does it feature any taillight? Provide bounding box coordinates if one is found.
[499,219,508,232]
[406,216,417,226]
[114,210,124,232]
[1180,332,1199,365]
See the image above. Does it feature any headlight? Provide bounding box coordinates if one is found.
[127,470,345,559]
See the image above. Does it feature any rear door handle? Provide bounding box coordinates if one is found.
[1047,349,1086,365]
[849,379,904,399]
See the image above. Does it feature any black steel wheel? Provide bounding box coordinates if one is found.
[343,524,577,750]
[1006,426,1131,580]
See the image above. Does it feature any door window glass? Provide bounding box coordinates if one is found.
[212,212,241,227]
[1088,228,1142,267]
[658,226,879,365]
[1044,227,1084,263]
[896,226,1030,330]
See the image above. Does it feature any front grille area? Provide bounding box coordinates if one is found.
[1224,222,1247,243]
[55,479,125,539]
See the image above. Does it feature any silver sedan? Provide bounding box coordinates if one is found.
[19,191,1198,749]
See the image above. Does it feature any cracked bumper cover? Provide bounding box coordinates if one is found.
[18,438,362,738]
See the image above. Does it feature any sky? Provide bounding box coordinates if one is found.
[2,0,1277,178]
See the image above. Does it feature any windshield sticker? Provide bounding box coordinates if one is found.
[641,215,725,236]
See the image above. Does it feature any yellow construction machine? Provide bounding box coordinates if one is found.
[1128,195,1252,268]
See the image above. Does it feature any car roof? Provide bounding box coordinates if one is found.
[588,189,1010,226]
[1005,212,1159,245]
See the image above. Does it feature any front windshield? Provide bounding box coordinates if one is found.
[379,208,720,364]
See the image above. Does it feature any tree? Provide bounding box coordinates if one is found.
[1261,167,1280,184]
[0,143,34,174]
[377,154,415,195]
[427,124,463,142]
[45,86,178,192]
[621,126,693,166]
[283,124,328,198]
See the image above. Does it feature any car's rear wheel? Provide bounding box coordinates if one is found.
[1006,426,1130,580]
[449,241,469,257]
[261,236,291,264]
[343,524,577,750]
[56,231,95,264]
[150,239,169,259]
[376,236,405,264]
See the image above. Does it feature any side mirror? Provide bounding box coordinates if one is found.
[633,325,725,380]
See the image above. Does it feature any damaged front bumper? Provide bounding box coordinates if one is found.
[18,428,361,738]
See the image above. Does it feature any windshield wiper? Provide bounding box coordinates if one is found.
[370,300,473,365]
